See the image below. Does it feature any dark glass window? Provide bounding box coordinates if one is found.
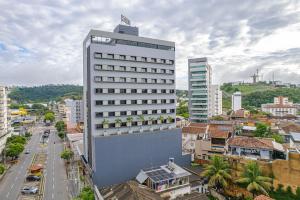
[95,100,103,105]
[95,112,103,117]
[109,112,115,117]
[131,100,137,104]
[152,110,157,114]
[142,89,147,93]
[120,100,126,105]
[161,109,167,114]
[108,100,115,105]
[142,100,148,104]
[120,111,127,116]
[142,110,148,114]
[161,89,166,93]
[108,89,115,93]
[120,89,126,93]
[152,89,157,93]
[95,88,103,93]
[131,111,137,115]
[131,89,137,93]
[152,100,157,104]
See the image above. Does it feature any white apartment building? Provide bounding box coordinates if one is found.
[65,99,84,128]
[83,23,188,187]
[0,86,12,154]
[188,58,212,123]
[210,85,222,116]
[232,91,242,111]
[262,96,297,117]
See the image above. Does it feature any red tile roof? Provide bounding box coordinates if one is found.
[228,136,275,150]
[182,126,207,135]
[254,195,274,200]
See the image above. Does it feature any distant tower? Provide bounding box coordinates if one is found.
[250,69,259,84]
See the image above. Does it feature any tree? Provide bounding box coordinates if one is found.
[115,118,122,127]
[5,143,25,159]
[60,149,74,161]
[296,187,300,199]
[211,115,224,121]
[25,132,32,138]
[0,164,5,174]
[55,121,65,132]
[201,155,232,191]
[254,123,271,137]
[44,112,55,122]
[75,186,95,200]
[58,131,66,140]
[6,135,26,145]
[138,115,145,125]
[236,161,272,198]
[102,119,109,129]
[126,116,133,126]
[271,134,284,144]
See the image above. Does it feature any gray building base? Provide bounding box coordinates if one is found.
[92,129,190,187]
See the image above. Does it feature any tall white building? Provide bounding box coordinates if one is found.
[64,99,84,129]
[210,85,222,116]
[188,57,212,122]
[0,86,12,153]
[83,23,188,187]
[232,91,242,111]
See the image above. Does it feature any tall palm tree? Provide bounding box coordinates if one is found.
[201,155,232,191]
[235,161,272,197]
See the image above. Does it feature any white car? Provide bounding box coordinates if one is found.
[21,186,38,194]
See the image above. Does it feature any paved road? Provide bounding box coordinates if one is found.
[0,125,42,200]
[44,128,69,200]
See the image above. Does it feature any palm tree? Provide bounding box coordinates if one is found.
[126,116,133,127]
[157,116,164,124]
[167,116,173,123]
[235,161,272,198]
[138,115,145,125]
[102,119,109,129]
[201,155,232,192]
[115,118,122,128]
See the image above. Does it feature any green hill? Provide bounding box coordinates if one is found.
[221,83,300,109]
[9,85,83,103]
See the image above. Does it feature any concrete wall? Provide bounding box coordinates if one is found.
[92,129,190,187]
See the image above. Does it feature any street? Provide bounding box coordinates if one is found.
[0,124,69,200]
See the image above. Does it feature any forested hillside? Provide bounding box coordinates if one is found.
[9,85,83,103]
[221,83,300,109]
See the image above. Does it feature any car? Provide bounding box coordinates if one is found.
[25,149,30,154]
[21,186,38,194]
[26,175,41,181]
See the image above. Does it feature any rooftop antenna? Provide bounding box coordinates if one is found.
[121,14,131,26]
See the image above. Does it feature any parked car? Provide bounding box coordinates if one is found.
[21,186,38,194]
[25,149,30,154]
[26,175,41,181]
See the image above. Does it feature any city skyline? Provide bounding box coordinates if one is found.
[1,1,300,89]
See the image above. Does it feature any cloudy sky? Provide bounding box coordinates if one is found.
[0,0,300,89]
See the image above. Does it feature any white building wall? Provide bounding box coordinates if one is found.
[0,86,11,153]
[232,92,242,111]
[64,99,84,127]
[210,85,222,116]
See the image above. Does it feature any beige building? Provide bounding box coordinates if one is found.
[261,96,297,117]
[0,86,12,154]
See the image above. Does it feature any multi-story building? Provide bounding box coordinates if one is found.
[232,91,242,111]
[261,96,297,117]
[64,99,84,129]
[0,86,12,154]
[83,23,189,187]
[188,58,212,123]
[210,85,222,116]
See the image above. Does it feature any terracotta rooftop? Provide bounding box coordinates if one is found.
[281,123,300,133]
[232,109,248,118]
[228,136,276,150]
[189,123,208,127]
[254,195,274,200]
[182,123,207,135]
[210,130,231,139]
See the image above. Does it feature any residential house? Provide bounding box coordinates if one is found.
[261,96,297,118]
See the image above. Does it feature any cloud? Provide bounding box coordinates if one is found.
[0,0,299,89]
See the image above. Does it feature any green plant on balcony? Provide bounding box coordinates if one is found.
[115,118,122,128]
[167,116,173,123]
[102,119,109,129]
[158,115,164,124]
[126,116,133,126]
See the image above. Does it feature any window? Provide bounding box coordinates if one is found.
[169,70,174,74]
[94,64,102,70]
[120,100,126,105]
[142,89,147,93]
[161,69,166,73]
[141,68,147,72]
[132,121,138,126]
[107,77,114,82]
[131,89,137,93]
[94,53,102,58]
[109,112,115,117]
[170,109,175,113]
[152,110,157,114]
[170,89,175,93]
[161,99,167,104]
[131,78,137,83]
[141,57,147,62]
[107,54,114,59]
[170,80,174,84]
[119,66,126,71]
[120,111,127,116]
[170,99,175,103]
[108,100,115,105]
[95,88,103,93]
[161,79,166,84]
[119,55,126,60]
[131,111,138,115]
[152,99,157,104]
[161,59,166,63]
[108,89,115,93]
[152,89,157,93]
[119,77,126,83]
[142,100,148,104]
[130,67,137,72]
[95,100,103,105]
[95,112,103,117]
[131,100,137,104]
[151,68,157,73]
[141,78,147,83]
[161,109,167,114]
[107,65,114,70]
[151,58,157,62]
[120,89,126,93]
[96,124,103,129]
[142,110,148,114]
[94,76,102,82]
[161,89,166,93]
[130,56,137,61]
[151,79,157,84]
[169,60,174,64]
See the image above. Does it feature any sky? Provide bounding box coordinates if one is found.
[0,0,300,89]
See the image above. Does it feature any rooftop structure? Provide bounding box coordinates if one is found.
[231,92,242,111]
